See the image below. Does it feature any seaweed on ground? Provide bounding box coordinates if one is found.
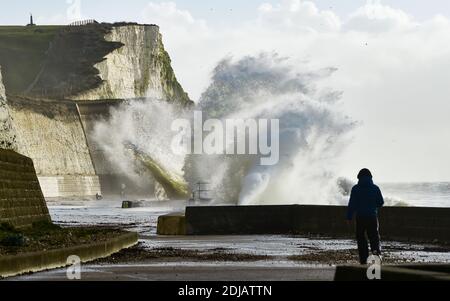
[93,243,273,264]
[0,221,126,256]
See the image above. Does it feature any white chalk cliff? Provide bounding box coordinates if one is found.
[0,24,190,198]
[0,66,17,151]
[73,25,189,103]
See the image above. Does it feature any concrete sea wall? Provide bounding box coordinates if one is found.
[37,176,101,198]
[0,149,51,228]
[157,213,186,235]
[8,97,101,198]
[183,205,450,243]
[0,231,138,278]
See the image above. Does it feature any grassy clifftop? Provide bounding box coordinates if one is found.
[0,26,61,93]
[29,23,123,98]
[0,25,120,97]
[0,24,191,105]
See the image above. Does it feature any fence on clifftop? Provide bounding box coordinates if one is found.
[68,19,98,26]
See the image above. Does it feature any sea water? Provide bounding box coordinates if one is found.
[379,182,450,208]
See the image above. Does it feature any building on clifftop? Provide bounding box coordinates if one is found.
[26,14,35,27]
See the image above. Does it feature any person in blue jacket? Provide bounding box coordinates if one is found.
[347,168,384,264]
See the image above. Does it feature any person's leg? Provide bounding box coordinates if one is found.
[367,217,381,255]
[356,217,369,264]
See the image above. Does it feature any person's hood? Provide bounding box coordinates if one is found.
[358,176,373,186]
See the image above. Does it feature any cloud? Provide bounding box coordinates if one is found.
[142,2,210,40]
[256,0,341,32]
[141,0,450,182]
[35,0,89,25]
[344,0,416,32]
[141,2,214,99]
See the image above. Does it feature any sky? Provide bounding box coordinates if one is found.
[2,0,450,25]
[1,0,450,183]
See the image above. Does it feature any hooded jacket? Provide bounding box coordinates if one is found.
[346,176,384,220]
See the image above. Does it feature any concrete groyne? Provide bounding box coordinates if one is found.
[157,205,450,243]
[0,231,138,278]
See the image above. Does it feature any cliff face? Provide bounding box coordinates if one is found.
[72,25,190,104]
[0,23,191,198]
[0,67,17,151]
[9,97,95,176]
[8,97,101,198]
[21,24,191,105]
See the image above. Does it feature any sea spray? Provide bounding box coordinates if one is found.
[92,53,356,205]
[189,53,356,205]
[171,110,280,165]
[91,99,191,196]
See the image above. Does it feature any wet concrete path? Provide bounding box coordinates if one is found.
[8,199,450,281]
